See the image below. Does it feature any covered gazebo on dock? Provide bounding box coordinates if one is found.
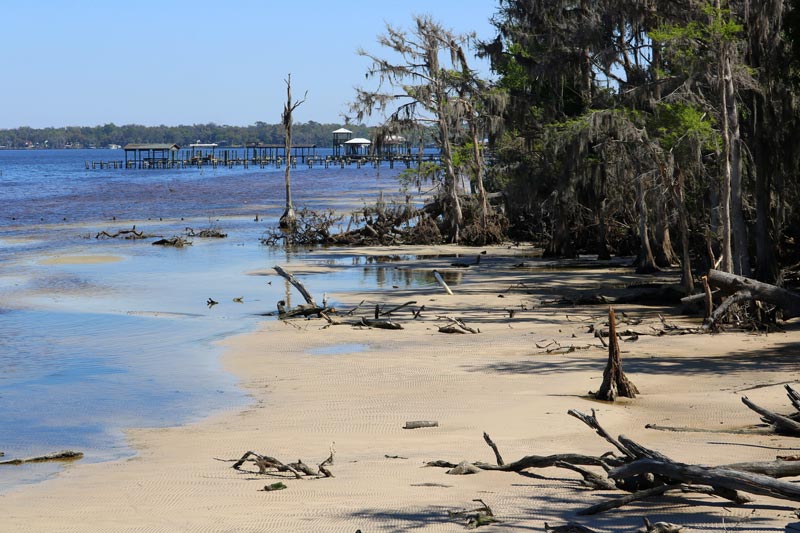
[246,143,317,163]
[123,143,180,168]
[188,142,218,162]
[344,137,372,157]
[332,127,353,157]
[379,134,410,156]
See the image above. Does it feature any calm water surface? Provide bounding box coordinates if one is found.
[0,149,427,491]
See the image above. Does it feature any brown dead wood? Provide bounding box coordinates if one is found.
[0,450,83,465]
[595,307,639,401]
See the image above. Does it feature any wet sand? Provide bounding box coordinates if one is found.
[3,245,800,531]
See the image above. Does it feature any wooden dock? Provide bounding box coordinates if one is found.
[85,153,441,171]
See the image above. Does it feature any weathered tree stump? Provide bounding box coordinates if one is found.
[595,307,639,402]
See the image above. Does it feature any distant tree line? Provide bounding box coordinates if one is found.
[0,121,372,149]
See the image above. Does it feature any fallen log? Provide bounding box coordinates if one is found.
[741,395,800,435]
[0,450,83,465]
[724,459,800,478]
[704,289,752,329]
[427,453,614,472]
[277,301,330,319]
[404,420,438,429]
[707,269,800,319]
[152,236,191,247]
[609,458,800,502]
[273,265,317,306]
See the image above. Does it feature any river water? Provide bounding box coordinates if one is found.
[0,148,418,491]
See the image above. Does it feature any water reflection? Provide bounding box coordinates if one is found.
[362,266,463,289]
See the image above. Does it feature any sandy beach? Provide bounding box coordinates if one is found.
[3,244,800,532]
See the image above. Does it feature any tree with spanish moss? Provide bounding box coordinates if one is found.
[351,15,493,243]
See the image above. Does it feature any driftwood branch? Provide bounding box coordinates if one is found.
[273,265,317,306]
[482,432,504,466]
[433,269,454,295]
[741,395,800,435]
[578,483,680,516]
[380,301,417,316]
[568,409,633,459]
[233,449,333,480]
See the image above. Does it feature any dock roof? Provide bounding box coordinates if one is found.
[123,143,180,151]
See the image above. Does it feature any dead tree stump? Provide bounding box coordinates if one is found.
[595,307,639,402]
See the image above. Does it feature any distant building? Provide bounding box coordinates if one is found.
[123,143,180,167]
[332,127,353,157]
[343,137,371,156]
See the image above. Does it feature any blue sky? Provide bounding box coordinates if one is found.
[0,1,498,129]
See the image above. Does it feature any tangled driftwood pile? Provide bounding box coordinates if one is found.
[427,408,800,517]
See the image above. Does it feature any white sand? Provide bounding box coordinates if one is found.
[3,245,800,532]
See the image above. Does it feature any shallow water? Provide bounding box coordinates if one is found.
[0,149,440,491]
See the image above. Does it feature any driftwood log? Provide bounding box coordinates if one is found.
[707,269,800,319]
[0,450,83,465]
[273,265,318,307]
[609,458,800,502]
[152,236,191,247]
[433,270,454,295]
[404,420,439,429]
[740,384,800,436]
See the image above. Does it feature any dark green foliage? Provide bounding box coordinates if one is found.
[484,0,800,283]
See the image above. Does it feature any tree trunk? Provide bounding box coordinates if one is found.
[547,197,577,258]
[595,307,639,402]
[596,201,611,260]
[725,54,750,277]
[654,211,679,268]
[470,118,489,230]
[437,104,462,242]
[717,12,734,274]
[752,94,777,282]
[635,178,659,274]
[280,74,297,230]
[674,167,694,293]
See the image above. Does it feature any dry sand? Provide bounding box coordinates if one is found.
[3,244,800,532]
